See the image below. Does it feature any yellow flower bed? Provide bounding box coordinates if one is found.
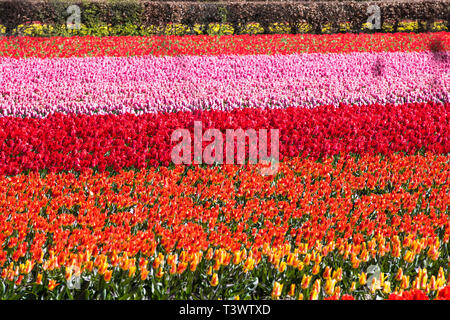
[1,20,447,37]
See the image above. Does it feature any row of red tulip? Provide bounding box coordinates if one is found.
[0,102,448,175]
[0,32,447,58]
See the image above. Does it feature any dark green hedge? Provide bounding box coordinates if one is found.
[0,0,448,35]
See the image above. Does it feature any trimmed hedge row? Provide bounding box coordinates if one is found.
[0,0,448,35]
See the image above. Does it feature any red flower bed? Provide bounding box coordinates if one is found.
[389,289,430,300]
[0,102,448,175]
[323,286,450,300]
[0,32,448,58]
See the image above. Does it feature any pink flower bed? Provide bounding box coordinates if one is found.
[0,52,447,117]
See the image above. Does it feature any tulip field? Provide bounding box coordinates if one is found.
[0,30,449,300]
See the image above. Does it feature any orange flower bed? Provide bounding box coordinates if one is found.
[0,153,449,299]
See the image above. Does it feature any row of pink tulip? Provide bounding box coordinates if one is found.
[0,52,447,117]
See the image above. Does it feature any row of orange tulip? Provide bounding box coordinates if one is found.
[0,152,448,299]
